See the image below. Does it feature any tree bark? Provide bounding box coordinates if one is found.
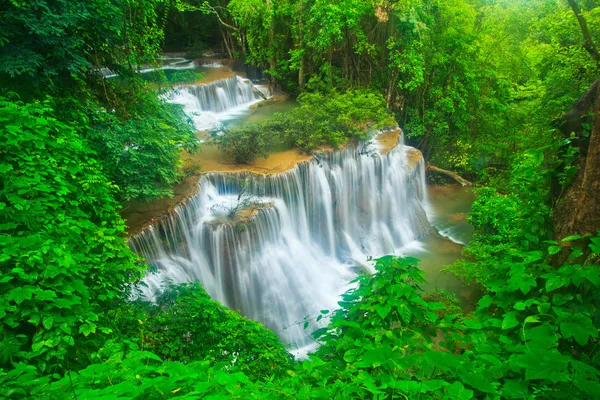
[567,0,600,65]
[427,165,473,187]
[552,78,600,264]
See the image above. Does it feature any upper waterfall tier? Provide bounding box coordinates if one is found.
[165,75,264,131]
[129,132,430,349]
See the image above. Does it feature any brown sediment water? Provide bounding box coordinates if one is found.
[176,67,236,86]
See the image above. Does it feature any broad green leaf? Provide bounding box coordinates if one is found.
[561,235,582,243]
[525,325,557,351]
[511,350,569,383]
[79,323,96,337]
[501,380,530,399]
[560,314,598,345]
[374,304,391,319]
[7,286,35,304]
[460,372,495,393]
[444,381,473,399]
[396,303,412,324]
[502,311,519,330]
[463,319,482,330]
[477,295,493,309]
[548,245,560,255]
[36,290,57,301]
[42,316,53,330]
[544,274,568,292]
[355,347,389,368]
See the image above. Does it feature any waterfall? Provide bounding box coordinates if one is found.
[166,76,263,131]
[130,134,430,350]
[95,58,195,79]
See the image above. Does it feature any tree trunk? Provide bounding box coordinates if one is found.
[552,78,600,264]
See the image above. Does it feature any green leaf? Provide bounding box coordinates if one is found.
[502,311,519,330]
[460,372,495,393]
[7,286,35,304]
[544,274,568,292]
[355,347,389,368]
[42,316,53,330]
[524,316,539,324]
[374,304,391,319]
[79,323,96,337]
[396,303,412,324]
[518,276,536,294]
[501,380,529,399]
[59,323,71,334]
[524,325,557,351]
[511,350,569,383]
[568,247,583,261]
[36,290,57,301]
[548,245,560,255]
[394,380,421,392]
[561,235,582,243]
[577,267,600,287]
[140,351,163,362]
[444,381,473,399]
[560,314,598,345]
[463,319,482,330]
[590,237,600,254]
[478,295,493,309]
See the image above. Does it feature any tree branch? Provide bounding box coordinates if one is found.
[201,3,239,32]
[558,78,600,135]
[567,0,600,65]
[427,165,472,187]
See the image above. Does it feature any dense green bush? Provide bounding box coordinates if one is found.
[216,119,282,163]
[449,147,554,285]
[87,95,198,201]
[6,250,599,398]
[0,97,143,373]
[218,89,395,163]
[130,283,293,377]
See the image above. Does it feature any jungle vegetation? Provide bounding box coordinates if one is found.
[1,0,599,398]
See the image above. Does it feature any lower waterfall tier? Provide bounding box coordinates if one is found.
[129,134,430,348]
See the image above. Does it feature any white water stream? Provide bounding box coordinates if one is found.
[130,136,430,351]
[165,75,263,131]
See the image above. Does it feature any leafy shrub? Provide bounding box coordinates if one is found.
[132,283,293,377]
[449,147,554,284]
[3,248,600,398]
[87,95,198,201]
[280,89,395,151]
[216,119,281,163]
[0,97,143,372]
[218,89,395,163]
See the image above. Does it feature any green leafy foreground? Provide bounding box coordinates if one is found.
[2,243,599,397]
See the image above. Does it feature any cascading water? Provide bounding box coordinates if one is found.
[165,76,263,131]
[130,134,430,350]
[96,58,196,79]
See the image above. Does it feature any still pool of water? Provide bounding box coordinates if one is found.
[404,184,479,308]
